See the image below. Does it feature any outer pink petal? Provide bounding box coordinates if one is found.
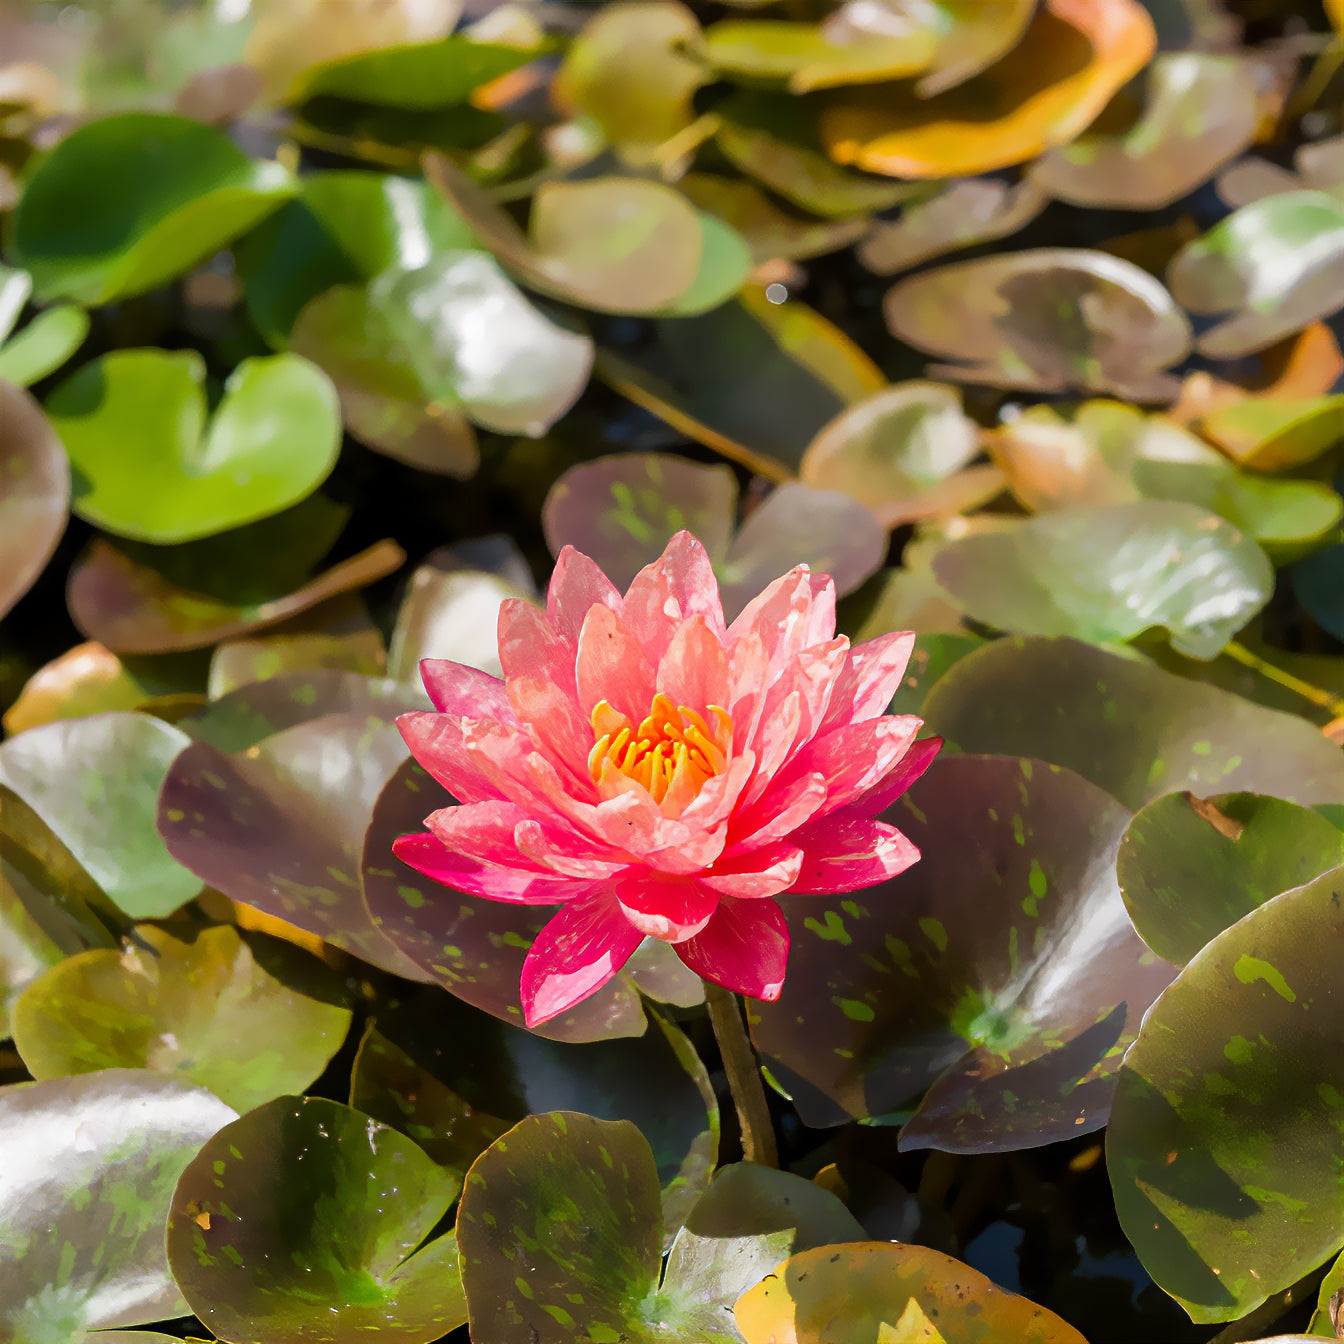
[786,817,919,894]
[675,896,789,1001]
[392,833,589,905]
[821,631,916,731]
[656,615,730,718]
[419,659,513,719]
[726,771,828,848]
[515,818,627,878]
[546,546,623,643]
[726,567,836,669]
[424,800,545,868]
[616,873,718,940]
[847,734,942,816]
[397,710,508,805]
[778,715,922,820]
[575,603,656,724]
[520,889,643,1027]
[622,531,726,665]
[701,841,803,899]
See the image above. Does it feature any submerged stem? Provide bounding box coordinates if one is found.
[1223,641,1344,719]
[704,982,779,1169]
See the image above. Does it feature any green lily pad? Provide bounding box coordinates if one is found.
[0,876,64,1040]
[1118,792,1344,966]
[735,1240,1088,1344]
[457,1112,862,1343]
[930,501,1272,659]
[0,711,202,920]
[0,273,89,386]
[167,1095,466,1343]
[11,112,295,305]
[1307,1249,1344,1339]
[158,712,432,981]
[67,534,406,655]
[753,754,1177,1149]
[921,636,1344,812]
[1292,543,1344,643]
[0,1069,236,1337]
[0,379,68,621]
[47,349,341,544]
[886,632,986,717]
[13,924,352,1111]
[1107,869,1344,1323]
[354,994,718,1246]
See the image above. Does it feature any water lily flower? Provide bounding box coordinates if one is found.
[394,532,939,1027]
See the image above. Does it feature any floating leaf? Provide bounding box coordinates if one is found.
[1167,191,1344,357]
[68,535,405,655]
[753,754,1175,1148]
[426,154,705,315]
[47,350,341,544]
[884,248,1192,399]
[1196,393,1344,474]
[735,1241,1088,1344]
[921,636,1344,811]
[822,0,1156,178]
[0,877,63,1039]
[1292,543,1344,643]
[703,16,935,93]
[913,0,1039,97]
[167,1095,466,1343]
[0,303,89,387]
[13,924,351,1111]
[0,380,68,621]
[553,1,706,165]
[11,112,294,304]
[0,1070,235,1337]
[800,381,1003,527]
[858,178,1048,275]
[1108,870,1344,1323]
[931,500,1272,658]
[1032,53,1260,209]
[1117,792,1344,966]
[158,712,431,980]
[599,287,884,478]
[457,1112,862,1343]
[0,711,202,920]
[361,757,648,1041]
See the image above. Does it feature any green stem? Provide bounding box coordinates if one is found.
[704,982,779,1169]
[1224,641,1344,719]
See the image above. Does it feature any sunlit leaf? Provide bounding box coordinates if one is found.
[922,636,1344,811]
[884,248,1191,399]
[47,349,341,544]
[167,1095,465,1342]
[0,1070,235,1337]
[0,380,68,621]
[1108,870,1344,1323]
[11,112,294,304]
[0,303,89,387]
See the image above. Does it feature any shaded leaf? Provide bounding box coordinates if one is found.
[11,112,294,304]
[753,754,1176,1149]
[921,636,1344,811]
[0,1070,236,1336]
[47,349,341,544]
[0,876,63,1040]
[1292,544,1344,643]
[1108,870,1344,1323]
[735,1240,1088,1344]
[167,1095,465,1343]
[0,711,202,920]
[0,379,68,621]
[930,501,1272,659]
[13,924,351,1111]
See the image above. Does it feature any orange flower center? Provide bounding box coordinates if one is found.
[588,692,733,805]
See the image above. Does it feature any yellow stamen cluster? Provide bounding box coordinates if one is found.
[588,693,733,805]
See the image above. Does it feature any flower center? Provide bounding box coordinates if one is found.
[588,692,734,805]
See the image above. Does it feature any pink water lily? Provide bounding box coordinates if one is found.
[394,532,939,1027]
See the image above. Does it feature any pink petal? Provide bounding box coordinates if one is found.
[392,833,588,905]
[615,873,718,940]
[778,715,923,820]
[546,546,623,643]
[397,710,508,805]
[786,817,920,894]
[726,567,836,670]
[424,799,544,868]
[726,770,828,848]
[515,818,627,879]
[520,889,643,1027]
[821,631,916,731]
[674,896,789,1001]
[655,615,730,718]
[849,734,942,816]
[622,531,726,664]
[701,841,804,899]
[419,659,512,720]
[575,603,656,724]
